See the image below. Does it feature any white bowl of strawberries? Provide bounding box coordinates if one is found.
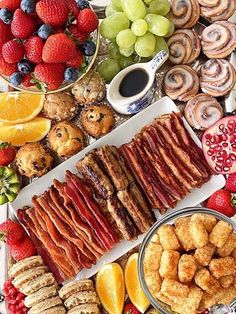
[0,0,99,93]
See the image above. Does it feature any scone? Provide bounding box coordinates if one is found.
[48,121,84,158]
[9,256,44,278]
[43,92,78,121]
[65,291,100,310]
[59,279,94,300]
[80,104,115,138]
[24,285,59,308]
[16,143,53,178]
[28,296,63,314]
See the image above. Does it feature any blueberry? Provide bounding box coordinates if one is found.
[17,60,32,74]
[10,72,23,86]
[20,0,35,13]
[82,40,96,56]
[0,8,13,24]
[38,24,53,40]
[76,0,89,9]
[64,68,79,82]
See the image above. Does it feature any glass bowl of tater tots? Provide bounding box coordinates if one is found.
[138,207,236,314]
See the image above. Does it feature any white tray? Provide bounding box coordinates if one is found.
[10,96,225,279]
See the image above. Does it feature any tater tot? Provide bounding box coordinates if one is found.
[175,217,190,228]
[198,292,217,312]
[158,225,180,251]
[175,221,195,251]
[209,257,236,279]
[161,279,189,300]
[145,270,162,295]
[220,275,234,288]
[217,234,236,257]
[215,286,236,305]
[171,286,203,314]
[191,214,217,232]
[189,218,208,248]
[156,291,173,307]
[151,233,160,244]
[144,242,163,272]
[194,243,215,266]
[231,248,236,262]
[178,255,197,283]
[209,221,233,248]
[159,250,180,280]
[194,268,221,294]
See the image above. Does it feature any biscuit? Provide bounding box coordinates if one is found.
[13,266,48,289]
[43,306,66,314]
[9,256,44,278]
[59,280,94,300]
[20,273,56,296]
[28,296,63,314]
[68,303,100,314]
[24,285,58,308]
[65,291,100,310]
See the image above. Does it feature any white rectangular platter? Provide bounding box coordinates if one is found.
[10,96,226,279]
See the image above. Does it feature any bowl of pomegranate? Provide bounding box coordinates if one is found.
[0,0,99,93]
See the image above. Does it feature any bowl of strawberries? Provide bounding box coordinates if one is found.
[0,0,99,93]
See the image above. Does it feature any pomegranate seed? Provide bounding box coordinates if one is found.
[219,124,225,131]
[223,166,231,172]
[205,141,211,146]
[222,128,229,134]
[9,299,18,305]
[213,145,222,152]
[222,142,228,147]
[18,300,25,309]
[215,165,223,172]
[221,134,228,141]
[230,154,236,161]
[23,308,28,313]
[8,304,15,311]
[211,156,216,161]
[227,119,235,128]
[207,149,214,156]
[205,133,212,140]
[225,158,232,166]
[218,150,228,157]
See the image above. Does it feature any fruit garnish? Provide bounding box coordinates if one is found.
[0,20,13,47]
[76,0,89,10]
[0,117,51,147]
[0,53,17,76]
[66,49,83,68]
[0,142,16,166]
[0,220,25,245]
[36,0,69,27]
[67,24,88,45]
[125,253,150,313]
[225,173,236,193]
[34,63,65,91]
[17,60,32,74]
[10,72,23,86]
[202,116,236,174]
[0,8,13,25]
[64,67,79,82]
[0,92,44,124]
[24,35,44,64]
[10,236,36,261]
[0,166,20,205]
[96,263,125,314]
[11,8,36,39]
[38,23,53,40]
[3,279,28,314]
[21,0,36,14]
[67,0,80,16]
[206,189,236,217]
[82,40,96,56]
[124,303,141,314]
[77,8,99,33]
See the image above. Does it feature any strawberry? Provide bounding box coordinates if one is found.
[42,33,77,63]
[0,53,17,75]
[36,0,69,27]
[0,0,21,10]
[124,304,140,314]
[11,9,36,39]
[22,74,33,87]
[77,8,98,33]
[0,220,25,245]
[34,62,65,90]
[10,236,36,261]
[66,49,83,68]
[68,24,88,44]
[225,173,236,193]
[207,189,236,217]
[24,35,44,64]
[2,40,24,63]
[0,142,16,166]
[0,20,13,48]
[67,0,79,16]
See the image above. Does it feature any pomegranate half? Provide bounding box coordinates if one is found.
[202,116,236,174]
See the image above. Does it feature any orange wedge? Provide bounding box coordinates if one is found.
[0,92,45,124]
[96,263,125,314]
[0,117,51,147]
[125,253,150,313]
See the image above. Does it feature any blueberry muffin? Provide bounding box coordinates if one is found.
[43,92,77,121]
[16,143,53,178]
[48,121,84,158]
[80,104,115,138]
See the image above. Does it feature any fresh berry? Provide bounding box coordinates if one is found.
[0,143,16,166]
[22,73,33,87]
[38,23,53,39]
[0,8,12,24]
[36,0,69,27]
[20,0,35,13]
[2,40,25,63]
[34,62,65,90]
[66,49,83,68]
[67,0,79,16]
[207,189,236,217]
[0,20,13,48]
[0,220,25,245]
[0,53,17,75]
[225,173,236,193]
[17,59,32,74]
[24,35,44,63]
[64,67,79,82]
[68,24,88,44]
[124,303,141,314]
[42,33,77,63]
[82,40,96,56]
[0,0,21,10]
[77,8,98,33]
[10,236,36,261]
[10,71,22,86]
[4,279,28,314]
[76,0,89,9]
[11,8,36,38]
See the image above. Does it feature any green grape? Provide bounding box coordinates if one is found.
[147,0,170,16]
[119,45,135,57]
[97,59,121,83]
[105,4,120,16]
[116,29,137,49]
[145,14,170,36]
[111,0,123,11]
[108,42,121,59]
[152,36,169,56]
[135,32,156,57]
[119,56,134,69]
[131,19,148,36]
[100,13,130,40]
[164,21,175,37]
[121,0,146,21]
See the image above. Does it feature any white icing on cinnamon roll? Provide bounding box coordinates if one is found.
[199,0,236,21]
[185,93,224,130]
[168,0,200,28]
[201,21,236,58]
[200,59,236,97]
[164,65,200,101]
[167,29,201,64]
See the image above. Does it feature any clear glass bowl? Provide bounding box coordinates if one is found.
[138,207,236,314]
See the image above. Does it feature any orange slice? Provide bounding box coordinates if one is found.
[96,263,125,314]
[125,253,150,313]
[0,92,45,124]
[0,117,51,146]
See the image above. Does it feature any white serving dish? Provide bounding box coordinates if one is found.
[10,96,225,279]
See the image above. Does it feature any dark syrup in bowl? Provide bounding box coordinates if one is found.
[119,69,149,97]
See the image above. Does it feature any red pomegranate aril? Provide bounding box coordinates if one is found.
[222,142,228,147]
[222,128,229,134]
[213,145,222,152]
[227,119,235,128]
[230,154,236,161]
[207,149,214,156]
[205,141,211,146]
[16,293,24,301]
[211,156,216,161]
[23,307,28,312]
[221,134,228,141]
[205,133,212,140]
[223,166,230,172]
[215,165,223,172]
[9,299,18,305]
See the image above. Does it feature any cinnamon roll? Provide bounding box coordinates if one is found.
[201,21,236,59]
[200,59,236,97]
[184,93,224,130]
[168,0,200,29]
[199,0,236,22]
[167,29,201,65]
[164,65,200,101]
